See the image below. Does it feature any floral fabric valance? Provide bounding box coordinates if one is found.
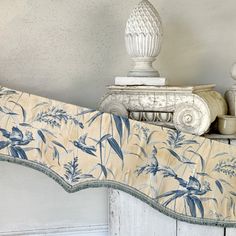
[0,86,236,227]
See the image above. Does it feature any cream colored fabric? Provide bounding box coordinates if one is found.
[0,86,236,226]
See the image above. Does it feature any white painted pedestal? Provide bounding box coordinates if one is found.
[100,84,227,135]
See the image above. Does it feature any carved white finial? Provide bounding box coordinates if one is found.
[125,0,163,77]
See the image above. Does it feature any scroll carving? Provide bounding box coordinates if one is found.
[100,85,227,135]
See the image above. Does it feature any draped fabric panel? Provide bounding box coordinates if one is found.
[0,86,236,227]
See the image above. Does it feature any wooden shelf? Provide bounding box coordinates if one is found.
[204,133,236,140]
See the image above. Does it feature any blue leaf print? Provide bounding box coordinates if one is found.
[113,115,123,145]
[9,146,18,158]
[107,137,123,161]
[87,111,103,126]
[10,146,27,159]
[162,190,186,207]
[157,190,180,199]
[77,109,96,116]
[134,144,148,158]
[53,146,60,165]
[32,102,49,109]
[97,134,123,161]
[187,150,205,171]
[14,146,27,159]
[37,130,46,143]
[186,196,196,217]
[0,128,8,136]
[19,123,32,127]
[52,140,67,153]
[64,157,94,183]
[9,101,26,123]
[0,106,18,116]
[41,129,57,138]
[215,180,224,194]
[121,117,130,137]
[167,130,198,149]
[97,134,112,144]
[98,163,108,178]
[0,141,10,149]
[147,131,159,144]
[166,148,195,164]
[192,196,204,218]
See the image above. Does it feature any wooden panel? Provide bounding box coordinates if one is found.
[177,221,224,236]
[217,139,230,144]
[226,139,236,235]
[226,228,236,236]
[109,189,177,236]
[229,139,236,146]
[0,225,108,236]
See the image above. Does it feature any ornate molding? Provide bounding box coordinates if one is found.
[100,85,227,135]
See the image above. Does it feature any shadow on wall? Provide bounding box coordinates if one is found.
[157,0,236,94]
[158,17,209,86]
[71,2,128,109]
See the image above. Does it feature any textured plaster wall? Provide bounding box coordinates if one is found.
[0,0,235,232]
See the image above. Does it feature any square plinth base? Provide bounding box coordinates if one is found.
[115,77,167,86]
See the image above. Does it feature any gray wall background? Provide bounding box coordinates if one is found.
[0,0,235,232]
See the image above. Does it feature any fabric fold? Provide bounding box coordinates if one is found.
[0,85,236,227]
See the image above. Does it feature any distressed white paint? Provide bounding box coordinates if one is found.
[0,224,108,236]
[177,221,224,236]
[109,189,230,236]
[115,76,167,86]
[109,189,177,236]
[230,140,236,146]
[226,228,236,236]
[100,85,227,135]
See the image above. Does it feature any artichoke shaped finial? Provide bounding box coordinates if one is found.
[125,0,163,77]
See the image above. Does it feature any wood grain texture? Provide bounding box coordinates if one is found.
[226,228,236,236]
[177,221,224,236]
[109,189,177,236]
[229,139,236,146]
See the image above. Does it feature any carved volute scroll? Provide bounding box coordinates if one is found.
[99,99,129,117]
[173,103,210,135]
[100,85,227,135]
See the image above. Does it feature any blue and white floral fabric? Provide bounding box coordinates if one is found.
[0,86,236,227]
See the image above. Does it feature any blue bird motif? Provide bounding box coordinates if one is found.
[0,126,34,159]
[157,168,211,218]
[73,134,97,157]
[136,146,162,176]
[0,127,33,145]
